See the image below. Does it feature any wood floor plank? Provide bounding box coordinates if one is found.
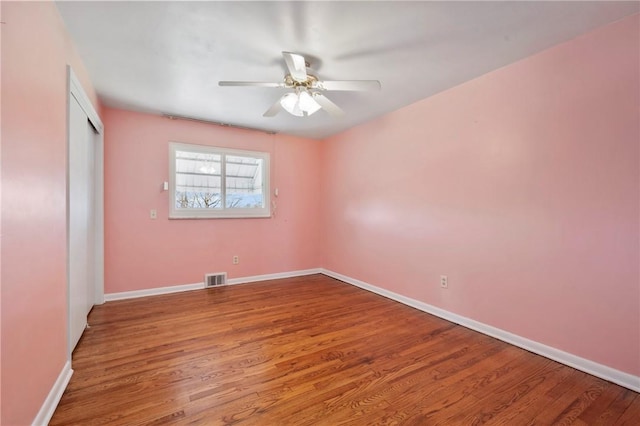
[591,388,639,425]
[487,363,575,424]
[615,394,640,425]
[50,274,640,425]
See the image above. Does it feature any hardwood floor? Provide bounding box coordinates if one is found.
[51,274,639,425]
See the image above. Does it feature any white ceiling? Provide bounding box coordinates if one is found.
[56,1,639,140]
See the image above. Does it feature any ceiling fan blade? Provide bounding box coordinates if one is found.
[263,97,284,117]
[282,51,308,83]
[219,81,285,88]
[312,93,345,117]
[316,80,381,91]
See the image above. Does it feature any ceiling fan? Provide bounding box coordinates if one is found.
[219,52,381,118]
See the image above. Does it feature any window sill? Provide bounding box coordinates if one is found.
[168,213,272,220]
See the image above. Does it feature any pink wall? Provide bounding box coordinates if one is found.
[0,1,100,424]
[103,109,322,293]
[321,14,640,376]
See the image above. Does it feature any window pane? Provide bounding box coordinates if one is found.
[175,150,222,209]
[169,142,270,219]
[225,155,264,208]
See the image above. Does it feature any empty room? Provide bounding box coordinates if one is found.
[1,1,639,425]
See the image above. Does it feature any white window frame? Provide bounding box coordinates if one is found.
[169,142,271,219]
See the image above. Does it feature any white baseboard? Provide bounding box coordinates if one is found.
[105,282,204,301]
[104,268,322,302]
[227,268,322,285]
[32,361,73,426]
[321,268,640,393]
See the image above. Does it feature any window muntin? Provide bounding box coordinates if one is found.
[169,142,270,218]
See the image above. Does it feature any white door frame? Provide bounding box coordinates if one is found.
[67,66,104,358]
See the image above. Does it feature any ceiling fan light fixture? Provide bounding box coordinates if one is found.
[280,92,304,117]
[298,90,321,115]
[280,90,321,117]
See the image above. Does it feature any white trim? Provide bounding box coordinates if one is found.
[105,282,204,301]
[32,361,73,426]
[104,268,322,301]
[93,130,105,305]
[226,268,321,285]
[68,68,103,133]
[321,269,640,393]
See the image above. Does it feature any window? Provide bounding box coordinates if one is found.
[169,142,270,218]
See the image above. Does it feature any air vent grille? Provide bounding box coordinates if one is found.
[205,272,227,288]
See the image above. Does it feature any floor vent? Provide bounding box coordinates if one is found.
[205,272,227,288]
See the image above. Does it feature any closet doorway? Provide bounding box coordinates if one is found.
[67,67,104,355]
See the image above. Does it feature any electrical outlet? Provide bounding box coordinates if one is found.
[440,275,448,289]
[232,255,239,265]
[150,209,157,219]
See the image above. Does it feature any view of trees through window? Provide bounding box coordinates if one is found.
[175,150,264,210]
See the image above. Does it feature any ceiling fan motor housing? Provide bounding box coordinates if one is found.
[284,74,319,89]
